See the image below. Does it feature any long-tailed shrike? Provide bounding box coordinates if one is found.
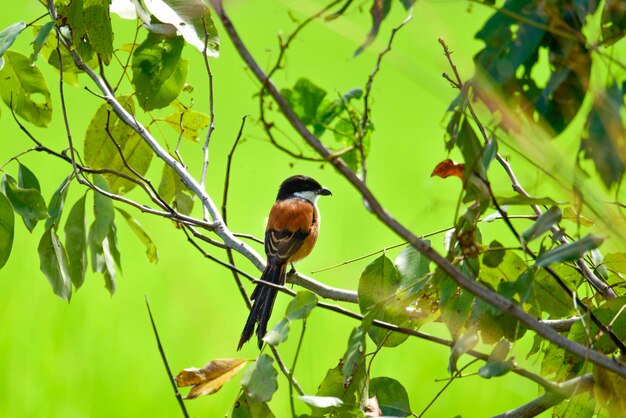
[238,175,331,349]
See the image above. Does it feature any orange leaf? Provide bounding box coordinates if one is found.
[431,159,465,180]
[176,358,250,399]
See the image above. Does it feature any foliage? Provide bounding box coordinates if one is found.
[0,0,625,417]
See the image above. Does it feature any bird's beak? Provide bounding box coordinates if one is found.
[318,187,332,196]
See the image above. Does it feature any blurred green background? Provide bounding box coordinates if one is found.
[0,0,558,416]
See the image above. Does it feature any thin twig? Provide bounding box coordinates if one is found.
[201,21,216,222]
[145,295,189,418]
[289,320,307,416]
[222,116,251,308]
[257,0,342,161]
[113,23,140,92]
[418,359,480,417]
[492,374,594,418]
[360,11,412,181]
[269,345,305,397]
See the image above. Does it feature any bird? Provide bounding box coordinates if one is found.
[238,175,331,350]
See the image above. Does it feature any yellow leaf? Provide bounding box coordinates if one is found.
[176,358,250,399]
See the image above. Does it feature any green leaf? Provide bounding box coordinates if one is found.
[315,360,368,417]
[569,296,626,354]
[0,51,52,127]
[30,21,54,64]
[38,227,72,301]
[540,341,584,381]
[161,108,211,142]
[482,137,498,172]
[553,391,596,418]
[58,0,114,65]
[143,0,219,56]
[581,84,625,189]
[286,290,317,321]
[0,192,15,269]
[497,267,534,306]
[83,1,114,65]
[116,207,158,263]
[158,162,194,215]
[107,222,122,271]
[395,243,430,291]
[262,318,289,347]
[89,221,119,295]
[313,87,363,137]
[440,272,474,338]
[535,234,604,267]
[88,223,104,273]
[482,240,505,268]
[601,0,626,45]
[57,0,87,43]
[132,33,188,111]
[478,302,527,344]
[521,206,561,243]
[18,163,40,192]
[358,254,410,347]
[231,393,275,418]
[475,1,546,84]
[84,95,153,194]
[331,115,372,174]
[369,377,412,417]
[240,354,278,403]
[1,174,48,231]
[86,176,117,295]
[355,0,392,56]
[90,174,115,244]
[495,195,558,206]
[448,326,478,374]
[532,266,576,317]
[46,174,72,230]
[88,227,117,295]
[64,195,88,289]
[457,118,485,179]
[281,78,327,126]
[602,253,626,275]
[0,21,26,58]
[478,339,513,378]
[342,327,365,380]
[562,206,593,226]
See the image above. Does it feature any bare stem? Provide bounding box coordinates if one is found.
[145,296,189,418]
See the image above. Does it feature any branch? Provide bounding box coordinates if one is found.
[47,8,359,305]
[183,223,555,392]
[211,0,626,379]
[493,374,594,418]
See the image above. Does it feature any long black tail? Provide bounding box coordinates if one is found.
[238,263,286,350]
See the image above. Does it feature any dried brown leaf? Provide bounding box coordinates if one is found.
[431,159,465,180]
[175,358,250,399]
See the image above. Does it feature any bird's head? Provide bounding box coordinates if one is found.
[276,175,332,203]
